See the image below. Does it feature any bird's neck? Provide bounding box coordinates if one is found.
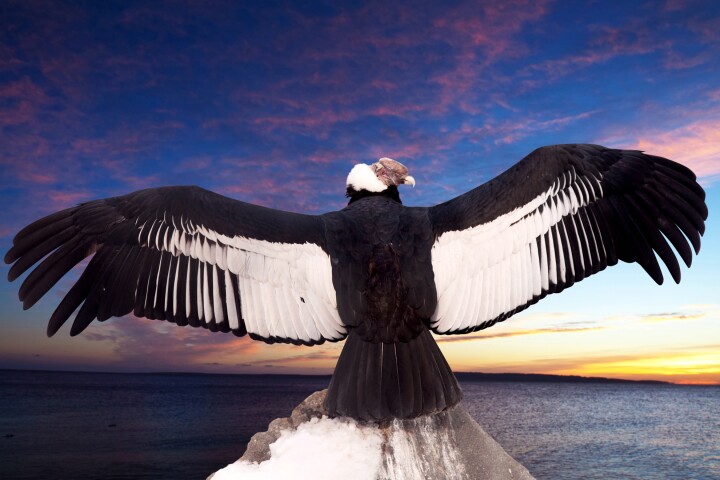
[346,185,401,205]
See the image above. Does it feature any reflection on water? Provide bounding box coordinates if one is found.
[463,382,720,480]
[0,370,718,479]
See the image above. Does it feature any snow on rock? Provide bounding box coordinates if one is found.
[209,390,535,480]
[212,416,382,480]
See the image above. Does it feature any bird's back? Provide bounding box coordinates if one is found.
[323,196,437,343]
[323,197,461,420]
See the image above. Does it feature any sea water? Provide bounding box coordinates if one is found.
[0,370,717,479]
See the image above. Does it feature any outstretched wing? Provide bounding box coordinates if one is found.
[428,144,707,335]
[5,186,345,345]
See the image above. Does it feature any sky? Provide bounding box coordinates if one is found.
[1,0,719,385]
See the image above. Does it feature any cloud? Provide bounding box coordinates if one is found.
[464,110,599,146]
[428,8,549,114]
[627,119,720,184]
[639,313,709,323]
[205,0,552,138]
[47,190,93,207]
[662,51,711,70]
[218,174,344,214]
[436,325,605,344]
[687,14,720,42]
[81,316,266,371]
[638,305,720,323]
[244,348,341,369]
[569,352,720,384]
[450,346,720,385]
[527,24,666,81]
[174,155,215,172]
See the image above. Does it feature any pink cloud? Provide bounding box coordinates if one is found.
[369,79,398,92]
[663,0,688,12]
[523,12,720,87]
[688,16,720,42]
[526,24,670,83]
[368,143,426,161]
[0,77,55,128]
[17,169,57,185]
[0,134,64,188]
[47,190,92,207]
[437,325,605,344]
[0,225,15,238]
[219,175,342,213]
[175,155,214,172]
[707,89,720,101]
[626,119,720,184]
[240,96,425,138]
[212,149,349,212]
[0,76,51,102]
[71,315,342,374]
[38,56,97,105]
[244,347,341,372]
[0,99,35,128]
[304,151,340,165]
[0,43,22,71]
[250,109,360,137]
[80,318,263,371]
[432,1,546,54]
[213,0,551,131]
[366,104,424,117]
[438,110,599,148]
[426,0,549,113]
[662,51,710,70]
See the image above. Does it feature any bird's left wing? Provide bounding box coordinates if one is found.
[428,144,707,335]
[5,186,345,345]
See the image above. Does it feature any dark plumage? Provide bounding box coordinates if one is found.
[4,145,708,421]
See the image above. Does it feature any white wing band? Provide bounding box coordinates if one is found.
[137,219,345,342]
[431,168,602,333]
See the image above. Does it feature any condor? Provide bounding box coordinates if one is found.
[5,145,707,420]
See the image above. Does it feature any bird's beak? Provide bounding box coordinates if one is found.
[403,175,416,188]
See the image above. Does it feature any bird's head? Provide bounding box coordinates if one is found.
[346,158,415,202]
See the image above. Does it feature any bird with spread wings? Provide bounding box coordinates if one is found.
[5,145,707,420]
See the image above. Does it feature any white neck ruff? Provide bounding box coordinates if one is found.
[346,164,387,192]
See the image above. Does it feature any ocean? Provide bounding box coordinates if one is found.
[1,370,718,480]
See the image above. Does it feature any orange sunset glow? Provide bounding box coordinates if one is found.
[3,297,718,385]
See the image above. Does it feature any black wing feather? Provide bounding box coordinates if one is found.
[5,186,332,344]
[429,144,707,335]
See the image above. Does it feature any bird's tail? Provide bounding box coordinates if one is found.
[325,327,462,421]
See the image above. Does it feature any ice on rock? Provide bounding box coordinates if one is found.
[212,416,382,480]
[209,390,535,480]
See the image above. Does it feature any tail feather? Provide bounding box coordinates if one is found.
[326,327,462,420]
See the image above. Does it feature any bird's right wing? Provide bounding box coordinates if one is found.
[5,186,345,345]
[428,144,707,335]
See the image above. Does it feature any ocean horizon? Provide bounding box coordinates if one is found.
[3,367,709,384]
[1,369,718,479]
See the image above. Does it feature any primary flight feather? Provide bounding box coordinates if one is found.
[5,144,708,420]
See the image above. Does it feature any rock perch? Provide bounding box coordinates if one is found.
[209,390,535,480]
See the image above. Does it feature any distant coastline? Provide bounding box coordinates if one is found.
[454,372,670,385]
[0,368,686,385]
